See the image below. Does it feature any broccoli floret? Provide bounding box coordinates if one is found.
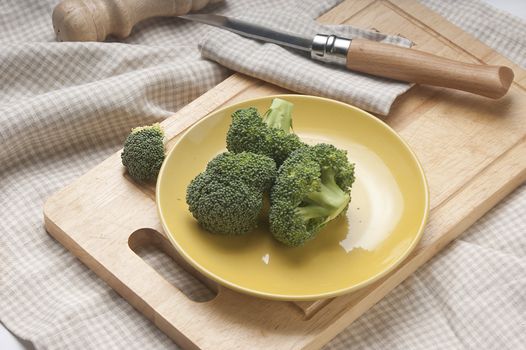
[269,143,355,247]
[186,173,262,235]
[121,123,165,182]
[226,98,304,165]
[206,151,276,191]
[186,152,277,235]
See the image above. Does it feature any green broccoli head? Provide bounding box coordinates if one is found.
[269,143,355,247]
[206,151,276,191]
[186,173,262,235]
[186,152,277,235]
[121,123,165,182]
[226,98,305,165]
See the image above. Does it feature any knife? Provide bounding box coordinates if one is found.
[180,14,513,99]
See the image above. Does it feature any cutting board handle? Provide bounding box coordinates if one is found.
[52,0,223,42]
[347,39,514,99]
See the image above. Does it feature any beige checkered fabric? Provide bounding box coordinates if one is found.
[0,0,525,349]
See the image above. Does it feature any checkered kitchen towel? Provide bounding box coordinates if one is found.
[0,0,525,349]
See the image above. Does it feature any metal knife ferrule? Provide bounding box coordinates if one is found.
[311,34,351,66]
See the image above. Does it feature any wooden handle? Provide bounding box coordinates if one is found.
[52,0,223,42]
[347,39,514,99]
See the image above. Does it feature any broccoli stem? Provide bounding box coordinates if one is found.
[296,169,350,222]
[263,98,294,132]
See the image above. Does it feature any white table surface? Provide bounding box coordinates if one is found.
[1,0,525,349]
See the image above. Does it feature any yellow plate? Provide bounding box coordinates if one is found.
[157,95,429,301]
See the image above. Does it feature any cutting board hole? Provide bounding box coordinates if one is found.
[129,229,217,302]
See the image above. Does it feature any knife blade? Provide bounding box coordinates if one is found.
[180,13,513,99]
[180,14,349,64]
[180,14,313,53]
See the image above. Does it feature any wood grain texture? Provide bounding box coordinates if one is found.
[52,0,223,41]
[346,38,513,98]
[44,1,526,349]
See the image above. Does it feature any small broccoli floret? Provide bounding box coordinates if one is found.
[186,173,262,235]
[121,123,165,182]
[226,98,304,165]
[186,152,277,235]
[206,151,276,191]
[269,143,355,247]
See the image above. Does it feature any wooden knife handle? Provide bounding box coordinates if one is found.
[52,0,223,42]
[347,39,514,99]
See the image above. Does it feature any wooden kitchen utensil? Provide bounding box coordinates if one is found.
[52,0,223,41]
[44,1,526,349]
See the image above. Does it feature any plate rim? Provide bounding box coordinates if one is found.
[156,94,430,301]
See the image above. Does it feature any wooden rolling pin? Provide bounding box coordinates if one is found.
[52,0,223,41]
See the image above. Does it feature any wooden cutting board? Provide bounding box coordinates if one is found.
[44,0,526,349]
